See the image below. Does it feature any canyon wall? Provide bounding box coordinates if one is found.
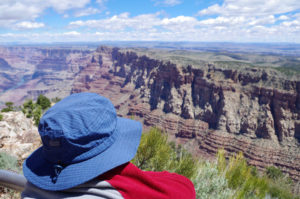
[72,47,300,182]
[0,46,299,183]
[0,47,92,105]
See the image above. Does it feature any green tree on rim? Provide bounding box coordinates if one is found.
[36,94,51,110]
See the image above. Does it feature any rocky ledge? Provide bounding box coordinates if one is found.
[0,112,40,161]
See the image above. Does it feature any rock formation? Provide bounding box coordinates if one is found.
[72,47,300,182]
[0,45,299,183]
[0,112,40,160]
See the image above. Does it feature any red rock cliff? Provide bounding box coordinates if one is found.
[72,47,300,182]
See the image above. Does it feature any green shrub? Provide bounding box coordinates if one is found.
[225,152,253,190]
[33,105,42,126]
[132,128,171,171]
[0,152,20,199]
[265,169,295,199]
[266,166,284,180]
[267,183,295,199]
[22,99,35,118]
[172,149,197,179]
[193,162,233,199]
[0,114,3,121]
[0,152,20,172]
[21,95,54,126]
[1,102,14,112]
[22,98,46,126]
[217,149,297,199]
[36,94,51,110]
[132,127,197,179]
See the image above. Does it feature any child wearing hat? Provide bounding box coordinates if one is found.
[22,92,196,199]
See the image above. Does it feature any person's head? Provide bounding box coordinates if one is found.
[23,92,142,191]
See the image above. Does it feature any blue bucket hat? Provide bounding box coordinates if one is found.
[23,92,142,191]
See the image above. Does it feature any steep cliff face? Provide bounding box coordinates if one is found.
[0,58,13,71]
[0,73,17,93]
[72,47,300,181]
[109,49,300,143]
[0,52,23,94]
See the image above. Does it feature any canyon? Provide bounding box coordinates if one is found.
[0,45,299,184]
[0,46,92,105]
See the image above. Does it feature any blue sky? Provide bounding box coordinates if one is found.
[0,0,300,43]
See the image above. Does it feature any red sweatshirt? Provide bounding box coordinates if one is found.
[99,162,196,199]
[22,162,196,199]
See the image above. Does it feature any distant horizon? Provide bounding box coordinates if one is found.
[2,41,300,57]
[1,41,300,45]
[1,1,300,43]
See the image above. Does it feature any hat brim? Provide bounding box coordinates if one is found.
[23,117,142,191]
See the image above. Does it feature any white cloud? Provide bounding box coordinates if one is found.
[153,0,182,7]
[278,15,290,20]
[1,23,300,43]
[198,4,222,16]
[161,16,198,31]
[0,2,42,21]
[69,12,162,31]
[281,20,300,27]
[0,0,92,29]
[193,0,300,42]
[0,0,90,23]
[64,12,300,42]
[47,0,90,13]
[248,15,276,26]
[63,31,81,36]
[74,7,101,17]
[70,13,201,33]
[1,0,300,43]
[0,19,17,28]
[161,16,196,24]
[199,16,246,26]
[15,21,45,29]
[73,0,107,17]
[198,0,300,16]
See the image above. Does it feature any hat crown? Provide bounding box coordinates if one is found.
[38,93,117,165]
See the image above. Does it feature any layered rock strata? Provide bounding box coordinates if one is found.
[0,46,299,183]
[72,47,300,182]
